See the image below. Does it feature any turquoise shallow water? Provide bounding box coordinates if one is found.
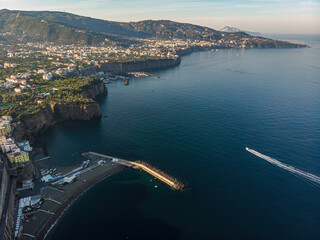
[41,35,320,240]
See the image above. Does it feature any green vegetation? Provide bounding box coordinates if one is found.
[0,9,307,48]
[0,56,59,79]
[0,77,98,119]
[0,9,105,45]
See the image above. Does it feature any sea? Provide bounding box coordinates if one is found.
[37,34,320,240]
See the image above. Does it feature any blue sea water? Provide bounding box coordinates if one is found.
[41,35,320,240]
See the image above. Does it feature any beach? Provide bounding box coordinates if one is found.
[19,152,122,240]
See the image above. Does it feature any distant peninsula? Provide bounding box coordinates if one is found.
[0,8,312,240]
[0,9,307,48]
[0,9,309,141]
[220,26,261,36]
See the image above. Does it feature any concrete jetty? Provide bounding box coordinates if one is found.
[87,152,185,190]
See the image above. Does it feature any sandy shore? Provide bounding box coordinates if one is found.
[20,153,123,240]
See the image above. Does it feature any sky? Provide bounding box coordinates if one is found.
[0,0,319,34]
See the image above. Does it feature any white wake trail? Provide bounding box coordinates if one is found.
[246,147,320,185]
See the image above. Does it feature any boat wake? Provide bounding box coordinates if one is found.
[246,147,320,186]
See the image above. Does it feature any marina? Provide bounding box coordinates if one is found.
[129,71,161,78]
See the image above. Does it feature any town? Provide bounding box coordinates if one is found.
[0,38,199,239]
[0,113,124,239]
[0,114,184,239]
[0,31,299,240]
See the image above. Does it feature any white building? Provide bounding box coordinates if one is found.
[43,73,53,80]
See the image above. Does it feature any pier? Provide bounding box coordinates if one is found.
[86,152,185,190]
[131,161,177,188]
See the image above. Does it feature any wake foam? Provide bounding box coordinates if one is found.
[246,148,320,185]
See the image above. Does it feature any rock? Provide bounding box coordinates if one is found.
[100,58,181,73]
[51,102,102,120]
[12,81,107,142]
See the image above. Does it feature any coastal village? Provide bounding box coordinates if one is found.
[0,4,314,240]
[0,118,123,239]
[0,114,33,240]
[0,32,298,239]
[0,33,280,102]
[0,113,184,239]
[0,38,194,240]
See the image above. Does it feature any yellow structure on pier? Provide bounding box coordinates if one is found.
[129,161,177,189]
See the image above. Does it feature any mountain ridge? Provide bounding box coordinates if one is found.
[0,9,307,48]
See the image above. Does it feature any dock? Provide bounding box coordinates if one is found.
[86,152,185,190]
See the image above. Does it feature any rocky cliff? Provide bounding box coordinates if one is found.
[100,58,181,73]
[50,102,102,120]
[82,81,107,99]
[12,106,53,142]
[12,81,107,142]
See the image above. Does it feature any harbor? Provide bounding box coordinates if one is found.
[128,71,161,78]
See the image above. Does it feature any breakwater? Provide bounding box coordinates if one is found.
[86,152,185,190]
[112,158,185,190]
[134,160,185,190]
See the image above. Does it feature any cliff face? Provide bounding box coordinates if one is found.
[100,58,181,73]
[82,81,107,98]
[12,81,107,142]
[12,106,53,141]
[50,103,102,120]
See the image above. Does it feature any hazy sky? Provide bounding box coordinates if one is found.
[1,0,319,34]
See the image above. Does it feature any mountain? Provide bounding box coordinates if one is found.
[220,26,261,36]
[0,9,107,44]
[0,9,306,48]
[2,10,227,41]
[7,10,147,38]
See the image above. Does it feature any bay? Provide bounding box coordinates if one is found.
[40,34,320,240]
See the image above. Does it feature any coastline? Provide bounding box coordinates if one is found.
[2,30,316,240]
[17,44,310,239]
[20,152,123,240]
[18,56,183,240]
[39,167,123,240]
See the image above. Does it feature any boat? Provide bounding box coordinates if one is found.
[124,79,129,85]
[82,160,90,168]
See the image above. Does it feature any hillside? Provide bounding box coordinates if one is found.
[2,10,229,40]
[0,9,307,48]
[0,9,107,44]
[122,20,224,41]
[8,10,146,38]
